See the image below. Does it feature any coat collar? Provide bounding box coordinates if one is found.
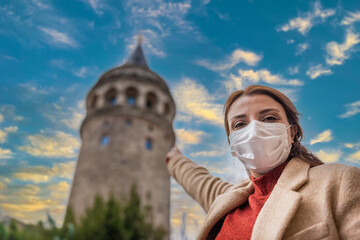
[251,157,310,240]
[197,157,310,240]
[197,180,253,240]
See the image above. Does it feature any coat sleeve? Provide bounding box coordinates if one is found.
[167,153,234,213]
[335,165,360,239]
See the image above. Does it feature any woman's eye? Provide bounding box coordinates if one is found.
[263,116,277,121]
[234,122,246,129]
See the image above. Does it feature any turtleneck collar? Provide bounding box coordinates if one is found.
[250,161,289,196]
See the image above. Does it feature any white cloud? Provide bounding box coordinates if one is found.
[14,161,75,183]
[0,105,24,122]
[124,0,195,63]
[31,0,51,9]
[190,150,224,157]
[0,113,3,123]
[347,150,360,163]
[128,0,193,34]
[82,0,104,15]
[172,78,223,125]
[43,100,85,131]
[126,30,166,58]
[48,181,70,200]
[288,66,299,75]
[338,100,360,118]
[130,1,191,20]
[74,67,87,78]
[315,149,342,163]
[49,58,69,69]
[4,126,18,133]
[275,88,299,103]
[287,39,295,45]
[224,73,244,92]
[39,27,78,48]
[344,142,360,149]
[61,111,84,130]
[306,64,332,79]
[202,0,211,5]
[325,30,360,66]
[0,147,13,159]
[310,129,333,145]
[224,69,303,93]
[195,48,262,72]
[278,16,312,35]
[296,43,309,55]
[0,130,7,143]
[18,82,50,95]
[18,131,80,158]
[341,11,360,25]
[1,55,19,62]
[175,128,205,148]
[277,1,335,35]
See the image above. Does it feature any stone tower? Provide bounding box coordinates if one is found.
[67,38,175,237]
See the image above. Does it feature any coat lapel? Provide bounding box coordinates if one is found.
[197,180,254,240]
[251,158,310,240]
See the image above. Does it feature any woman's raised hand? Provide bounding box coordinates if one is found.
[165,146,182,164]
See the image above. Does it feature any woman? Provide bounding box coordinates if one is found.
[165,85,360,240]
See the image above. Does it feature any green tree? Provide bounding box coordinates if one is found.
[8,220,19,240]
[1,185,166,240]
[75,195,106,240]
[0,223,6,240]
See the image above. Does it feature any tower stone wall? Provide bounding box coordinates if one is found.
[67,43,175,238]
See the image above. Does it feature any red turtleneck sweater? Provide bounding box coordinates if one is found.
[215,161,288,240]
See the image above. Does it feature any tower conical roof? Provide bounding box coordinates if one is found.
[92,35,170,92]
[124,36,149,69]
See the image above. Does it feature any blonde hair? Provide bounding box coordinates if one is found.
[224,85,323,167]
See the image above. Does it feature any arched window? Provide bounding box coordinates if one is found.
[126,87,138,106]
[146,92,157,110]
[105,88,117,106]
[101,135,110,146]
[90,95,98,109]
[145,138,153,150]
[164,102,170,115]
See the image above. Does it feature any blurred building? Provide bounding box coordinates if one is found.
[0,215,26,229]
[67,37,176,238]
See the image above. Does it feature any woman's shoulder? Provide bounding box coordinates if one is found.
[231,178,252,190]
[308,161,360,181]
[310,162,358,171]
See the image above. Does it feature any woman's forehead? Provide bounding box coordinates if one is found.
[228,94,285,118]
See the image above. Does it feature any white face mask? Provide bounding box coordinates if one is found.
[229,120,292,174]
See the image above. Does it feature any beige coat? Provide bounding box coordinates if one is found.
[167,153,360,240]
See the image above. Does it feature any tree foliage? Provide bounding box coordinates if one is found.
[0,185,165,240]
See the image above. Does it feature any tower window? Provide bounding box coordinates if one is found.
[105,88,117,106]
[101,135,110,146]
[90,95,98,109]
[164,102,170,115]
[145,138,153,150]
[126,87,138,106]
[146,92,157,110]
[110,97,116,106]
[127,96,136,105]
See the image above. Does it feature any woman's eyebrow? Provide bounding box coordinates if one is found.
[230,108,280,122]
[258,108,280,115]
[230,113,247,121]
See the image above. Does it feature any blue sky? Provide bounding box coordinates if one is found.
[0,0,360,239]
